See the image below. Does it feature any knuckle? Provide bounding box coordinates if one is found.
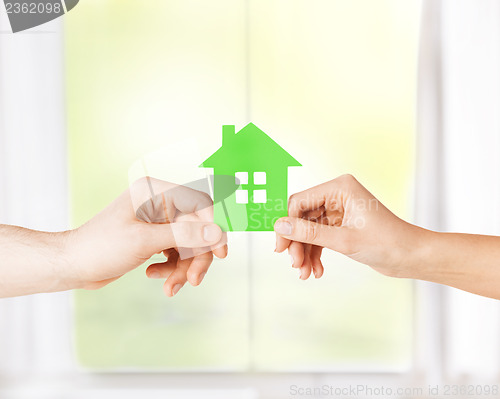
[198,191,213,207]
[302,222,319,243]
[339,173,355,184]
[288,193,303,214]
[187,272,200,286]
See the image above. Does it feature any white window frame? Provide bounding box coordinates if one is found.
[235,172,249,204]
[1,1,499,398]
[414,0,500,385]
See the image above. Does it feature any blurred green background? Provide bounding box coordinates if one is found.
[65,0,420,370]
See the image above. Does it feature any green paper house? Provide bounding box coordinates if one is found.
[200,123,301,231]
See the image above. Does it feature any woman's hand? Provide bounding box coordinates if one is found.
[274,174,429,280]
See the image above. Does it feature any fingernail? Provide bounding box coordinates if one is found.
[274,221,293,235]
[290,254,295,267]
[198,272,206,284]
[299,269,303,279]
[149,271,161,279]
[172,284,183,296]
[203,224,221,242]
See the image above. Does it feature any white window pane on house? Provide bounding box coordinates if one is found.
[235,172,248,185]
[236,189,249,204]
[67,0,419,371]
[252,189,267,203]
[253,172,266,185]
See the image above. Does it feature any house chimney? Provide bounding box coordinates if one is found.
[222,125,235,146]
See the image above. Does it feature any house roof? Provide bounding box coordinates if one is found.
[200,123,301,169]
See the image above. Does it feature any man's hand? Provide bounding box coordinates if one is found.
[0,178,227,298]
[68,177,227,296]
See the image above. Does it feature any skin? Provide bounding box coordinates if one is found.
[0,178,227,298]
[274,174,500,300]
[2,174,500,300]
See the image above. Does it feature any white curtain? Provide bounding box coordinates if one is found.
[416,0,500,379]
[0,12,73,377]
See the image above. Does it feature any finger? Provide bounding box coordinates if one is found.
[160,183,217,228]
[130,177,214,223]
[177,233,226,260]
[318,211,344,227]
[141,222,223,254]
[162,248,176,258]
[310,245,324,278]
[303,206,326,221]
[288,240,304,268]
[146,261,177,279]
[299,244,312,280]
[288,185,330,218]
[174,211,227,258]
[146,250,179,279]
[186,252,213,286]
[213,243,228,259]
[212,232,228,258]
[274,217,347,252]
[163,257,193,297]
[276,235,291,253]
[287,175,358,218]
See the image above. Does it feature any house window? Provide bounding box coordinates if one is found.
[253,172,267,203]
[235,172,248,185]
[235,172,249,204]
[235,172,267,204]
[254,172,266,185]
[235,189,249,204]
[253,189,267,203]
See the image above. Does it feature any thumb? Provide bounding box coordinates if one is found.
[144,222,223,253]
[274,217,346,251]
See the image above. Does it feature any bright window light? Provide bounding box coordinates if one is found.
[67,0,419,372]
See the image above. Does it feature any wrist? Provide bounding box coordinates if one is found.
[404,226,440,281]
[51,228,85,291]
